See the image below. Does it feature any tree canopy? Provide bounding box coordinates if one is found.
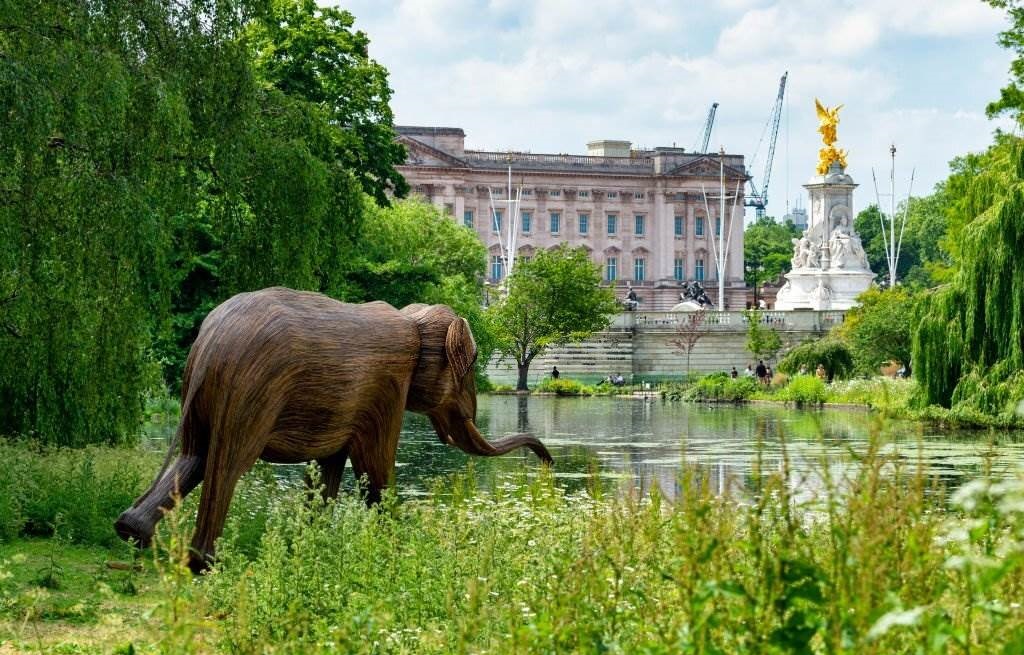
[487,246,619,390]
[0,0,409,444]
[743,216,800,292]
[835,287,919,375]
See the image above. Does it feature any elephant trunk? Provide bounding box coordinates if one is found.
[457,418,554,465]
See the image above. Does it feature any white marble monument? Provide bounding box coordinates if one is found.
[775,101,873,310]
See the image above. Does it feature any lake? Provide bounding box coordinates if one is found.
[145,395,1024,499]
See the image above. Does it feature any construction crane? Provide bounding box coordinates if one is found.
[745,72,787,218]
[693,102,718,153]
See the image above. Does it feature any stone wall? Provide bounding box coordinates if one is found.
[485,310,844,386]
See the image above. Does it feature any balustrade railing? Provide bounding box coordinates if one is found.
[610,310,844,332]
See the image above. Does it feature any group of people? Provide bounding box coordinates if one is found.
[730,361,774,383]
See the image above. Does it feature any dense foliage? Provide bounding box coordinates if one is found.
[0,0,411,444]
[854,196,952,289]
[5,437,1024,653]
[912,136,1024,414]
[835,287,919,375]
[743,216,800,291]
[778,338,854,382]
[487,246,619,391]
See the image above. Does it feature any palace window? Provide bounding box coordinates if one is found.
[444,203,453,216]
[607,191,618,199]
[634,257,646,282]
[674,215,684,236]
[521,189,533,196]
[578,190,590,198]
[607,214,618,235]
[695,257,705,281]
[491,187,504,196]
[550,212,561,233]
[695,215,705,237]
[521,211,531,233]
[491,255,503,280]
[634,214,645,236]
[605,257,618,281]
[674,257,685,281]
[464,210,474,229]
[715,217,722,237]
[549,189,561,198]
[578,213,590,234]
[492,209,503,233]
[634,192,645,200]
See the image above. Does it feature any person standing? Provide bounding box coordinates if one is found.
[816,363,827,381]
[730,366,738,379]
[551,366,560,379]
[755,360,767,385]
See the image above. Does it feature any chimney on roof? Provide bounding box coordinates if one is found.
[587,140,631,157]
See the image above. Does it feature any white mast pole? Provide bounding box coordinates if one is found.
[718,151,726,309]
[889,144,896,288]
[505,163,515,278]
[893,169,915,275]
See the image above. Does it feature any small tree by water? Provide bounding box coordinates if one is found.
[668,308,710,376]
[744,310,783,364]
[487,246,618,391]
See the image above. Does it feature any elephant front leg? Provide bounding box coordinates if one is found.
[115,456,205,548]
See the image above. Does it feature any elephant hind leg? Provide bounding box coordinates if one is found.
[114,455,204,548]
[303,446,350,503]
[350,412,403,508]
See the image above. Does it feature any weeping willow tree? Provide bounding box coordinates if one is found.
[0,0,406,444]
[912,136,1024,416]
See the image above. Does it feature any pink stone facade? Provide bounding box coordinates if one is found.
[396,126,748,310]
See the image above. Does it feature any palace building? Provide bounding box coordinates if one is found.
[396,126,748,310]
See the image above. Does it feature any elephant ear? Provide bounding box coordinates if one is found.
[445,317,477,385]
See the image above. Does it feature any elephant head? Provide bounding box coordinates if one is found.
[402,304,553,464]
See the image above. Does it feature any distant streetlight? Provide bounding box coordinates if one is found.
[746,263,766,308]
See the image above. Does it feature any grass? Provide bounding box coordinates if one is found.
[2,429,1024,653]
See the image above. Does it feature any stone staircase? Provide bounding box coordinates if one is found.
[486,329,634,386]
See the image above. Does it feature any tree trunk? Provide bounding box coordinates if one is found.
[516,362,530,391]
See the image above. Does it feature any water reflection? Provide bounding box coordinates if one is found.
[144,395,1024,500]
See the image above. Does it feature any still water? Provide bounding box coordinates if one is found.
[146,395,1024,499]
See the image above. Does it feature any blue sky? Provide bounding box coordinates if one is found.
[339,0,1015,219]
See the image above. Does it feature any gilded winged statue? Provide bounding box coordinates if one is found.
[815,99,848,174]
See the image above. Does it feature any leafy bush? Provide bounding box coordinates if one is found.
[779,374,828,406]
[828,377,917,411]
[680,373,759,402]
[0,441,156,545]
[533,378,596,396]
[778,337,855,381]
